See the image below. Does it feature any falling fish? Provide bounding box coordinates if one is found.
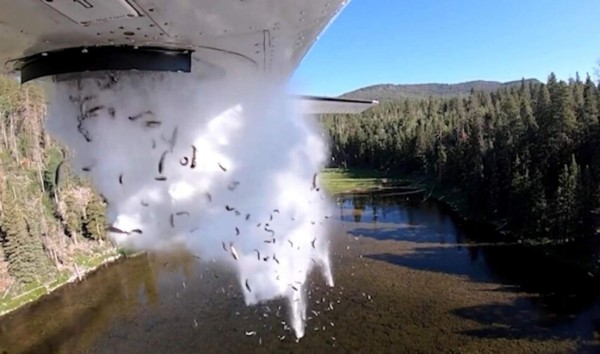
[227,181,240,191]
[108,107,116,118]
[222,241,228,252]
[311,237,316,249]
[273,209,280,213]
[158,150,169,174]
[54,160,65,191]
[254,249,260,260]
[218,163,227,172]
[311,173,318,190]
[180,156,189,166]
[176,211,190,217]
[106,226,128,234]
[82,166,92,172]
[140,200,149,207]
[273,254,280,264]
[161,126,178,152]
[235,227,240,236]
[230,243,239,260]
[225,205,235,211]
[287,240,294,247]
[155,176,167,181]
[245,213,250,221]
[245,331,256,336]
[128,110,153,121]
[245,279,252,292]
[119,174,123,185]
[130,229,143,234]
[205,192,212,202]
[190,145,197,168]
[145,120,162,128]
[169,214,175,228]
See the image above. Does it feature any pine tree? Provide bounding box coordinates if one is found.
[84,193,106,241]
[1,189,45,284]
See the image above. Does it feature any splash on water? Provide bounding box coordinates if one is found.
[45,71,334,339]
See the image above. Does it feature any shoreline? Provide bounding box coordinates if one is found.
[0,249,144,319]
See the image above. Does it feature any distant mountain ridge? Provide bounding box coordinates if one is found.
[341,78,541,101]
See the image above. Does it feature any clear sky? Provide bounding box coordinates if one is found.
[290,0,600,97]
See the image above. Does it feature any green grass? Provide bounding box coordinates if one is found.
[320,168,409,195]
[0,250,120,316]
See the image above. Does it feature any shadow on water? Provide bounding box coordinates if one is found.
[338,193,600,347]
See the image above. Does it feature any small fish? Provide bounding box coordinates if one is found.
[222,242,228,252]
[218,163,227,172]
[180,157,189,166]
[225,205,235,211]
[155,176,167,181]
[106,226,128,234]
[235,227,240,236]
[129,110,153,121]
[227,181,240,191]
[290,285,298,291]
[140,200,149,207]
[256,223,261,228]
[264,227,275,236]
[158,150,168,174]
[273,254,280,264]
[151,139,157,149]
[108,107,116,118]
[169,214,175,228]
[130,229,143,234]
[205,192,212,202]
[254,249,260,260]
[287,240,294,247]
[54,160,65,188]
[245,213,250,221]
[311,238,316,249]
[82,166,92,172]
[311,173,318,190]
[269,214,273,221]
[234,210,241,216]
[263,257,269,262]
[161,126,178,152]
[190,145,197,168]
[273,209,280,213]
[245,331,256,337]
[264,240,272,244]
[176,211,190,217]
[245,279,252,292]
[119,174,123,185]
[86,105,104,115]
[230,243,239,260]
[145,120,162,128]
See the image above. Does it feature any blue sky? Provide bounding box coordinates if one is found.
[291,0,600,96]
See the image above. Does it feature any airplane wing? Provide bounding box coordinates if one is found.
[0,0,376,113]
[294,95,379,114]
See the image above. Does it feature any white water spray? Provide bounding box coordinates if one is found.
[45,71,334,339]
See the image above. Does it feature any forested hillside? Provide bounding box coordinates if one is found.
[0,76,109,297]
[323,74,600,241]
[342,79,541,101]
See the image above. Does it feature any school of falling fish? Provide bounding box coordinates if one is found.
[51,73,341,341]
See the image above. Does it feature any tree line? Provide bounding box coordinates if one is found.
[0,77,107,290]
[322,73,600,241]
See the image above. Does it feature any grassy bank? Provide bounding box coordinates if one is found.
[0,246,122,317]
[320,168,411,195]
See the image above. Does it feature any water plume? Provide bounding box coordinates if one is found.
[45,71,334,339]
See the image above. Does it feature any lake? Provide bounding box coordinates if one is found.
[1,193,599,353]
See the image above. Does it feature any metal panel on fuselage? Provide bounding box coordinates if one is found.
[0,0,349,80]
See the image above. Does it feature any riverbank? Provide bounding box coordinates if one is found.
[321,168,600,278]
[0,245,143,318]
